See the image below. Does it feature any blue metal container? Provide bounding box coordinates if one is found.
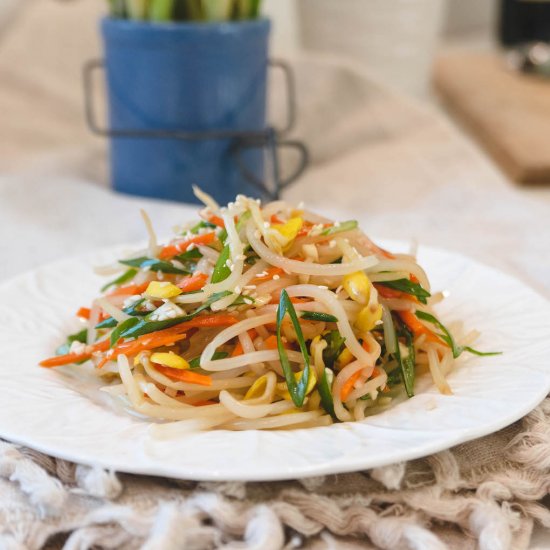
[101,17,270,204]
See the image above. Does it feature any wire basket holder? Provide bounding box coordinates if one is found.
[83,59,309,200]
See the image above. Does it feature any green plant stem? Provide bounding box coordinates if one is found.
[202,0,233,21]
[126,0,150,19]
[150,0,175,21]
[108,0,127,17]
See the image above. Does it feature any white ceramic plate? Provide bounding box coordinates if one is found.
[1,240,549,481]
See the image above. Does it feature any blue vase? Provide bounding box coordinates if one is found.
[101,17,270,205]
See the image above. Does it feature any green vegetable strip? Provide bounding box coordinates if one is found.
[190,220,216,234]
[120,257,189,275]
[321,330,345,368]
[388,315,415,397]
[211,245,231,283]
[300,311,339,323]
[110,317,139,347]
[118,291,232,339]
[415,311,501,358]
[188,351,229,369]
[321,220,358,236]
[379,279,431,304]
[96,298,148,329]
[318,368,337,420]
[100,268,138,293]
[56,329,87,356]
[276,290,311,408]
[175,248,202,261]
[400,325,416,397]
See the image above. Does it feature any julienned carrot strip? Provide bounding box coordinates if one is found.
[40,339,110,368]
[76,307,91,319]
[177,273,208,292]
[158,232,216,260]
[264,334,279,350]
[398,311,446,346]
[40,352,91,368]
[231,329,258,357]
[95,334,188,369]
[97,314,239,368]
[108,281,150,297]
[340,370,364,401]
[374,284,420,303]
[76,308,110,321]
[270,214,284,224]
[231,341,244,357]
[155,365,212,386]
[207,215,225,228]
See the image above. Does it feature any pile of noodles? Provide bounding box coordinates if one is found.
[54,192,482,435]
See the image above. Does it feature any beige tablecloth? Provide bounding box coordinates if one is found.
[1,2,550,549]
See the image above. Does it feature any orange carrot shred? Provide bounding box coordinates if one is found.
[155,365,212,386]
[107,281,149,297]
[398,311,446,346]
[159,232,215,260]
[340,370,364,401]
[177,273,208,292]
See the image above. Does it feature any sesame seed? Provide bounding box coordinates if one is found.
[329,240,337,248]
[273,274,280,280]
[243,284,257,290]
[334,221,341,227]
[234,286,241,294]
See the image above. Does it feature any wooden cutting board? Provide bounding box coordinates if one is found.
[434,52,550,184]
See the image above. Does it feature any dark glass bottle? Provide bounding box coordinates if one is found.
[499,0,550,45]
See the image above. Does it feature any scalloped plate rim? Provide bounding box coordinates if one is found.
[0,238,549,481]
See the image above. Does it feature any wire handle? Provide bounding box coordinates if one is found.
[83,59,308,200]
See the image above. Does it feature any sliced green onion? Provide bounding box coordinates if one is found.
[118,291,232,339]
[119,257,189,275]
[415,311,501,359]
[211,244,231,283]
[100,268,138,293]
[321,330,346,369]
[379,279,431,304]
[318,367,337,419]
[300,311,338,323]
[188,351,229,369]
[388,314,415,397]
[190,220,216,234]
[110,317,139,347]
[96,298,148,329]
[175,248,202,261]
[56,328,87,356]
[321,220,358,236]
[276,289,312,408]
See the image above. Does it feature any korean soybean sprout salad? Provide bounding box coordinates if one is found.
[40,190,498,432]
